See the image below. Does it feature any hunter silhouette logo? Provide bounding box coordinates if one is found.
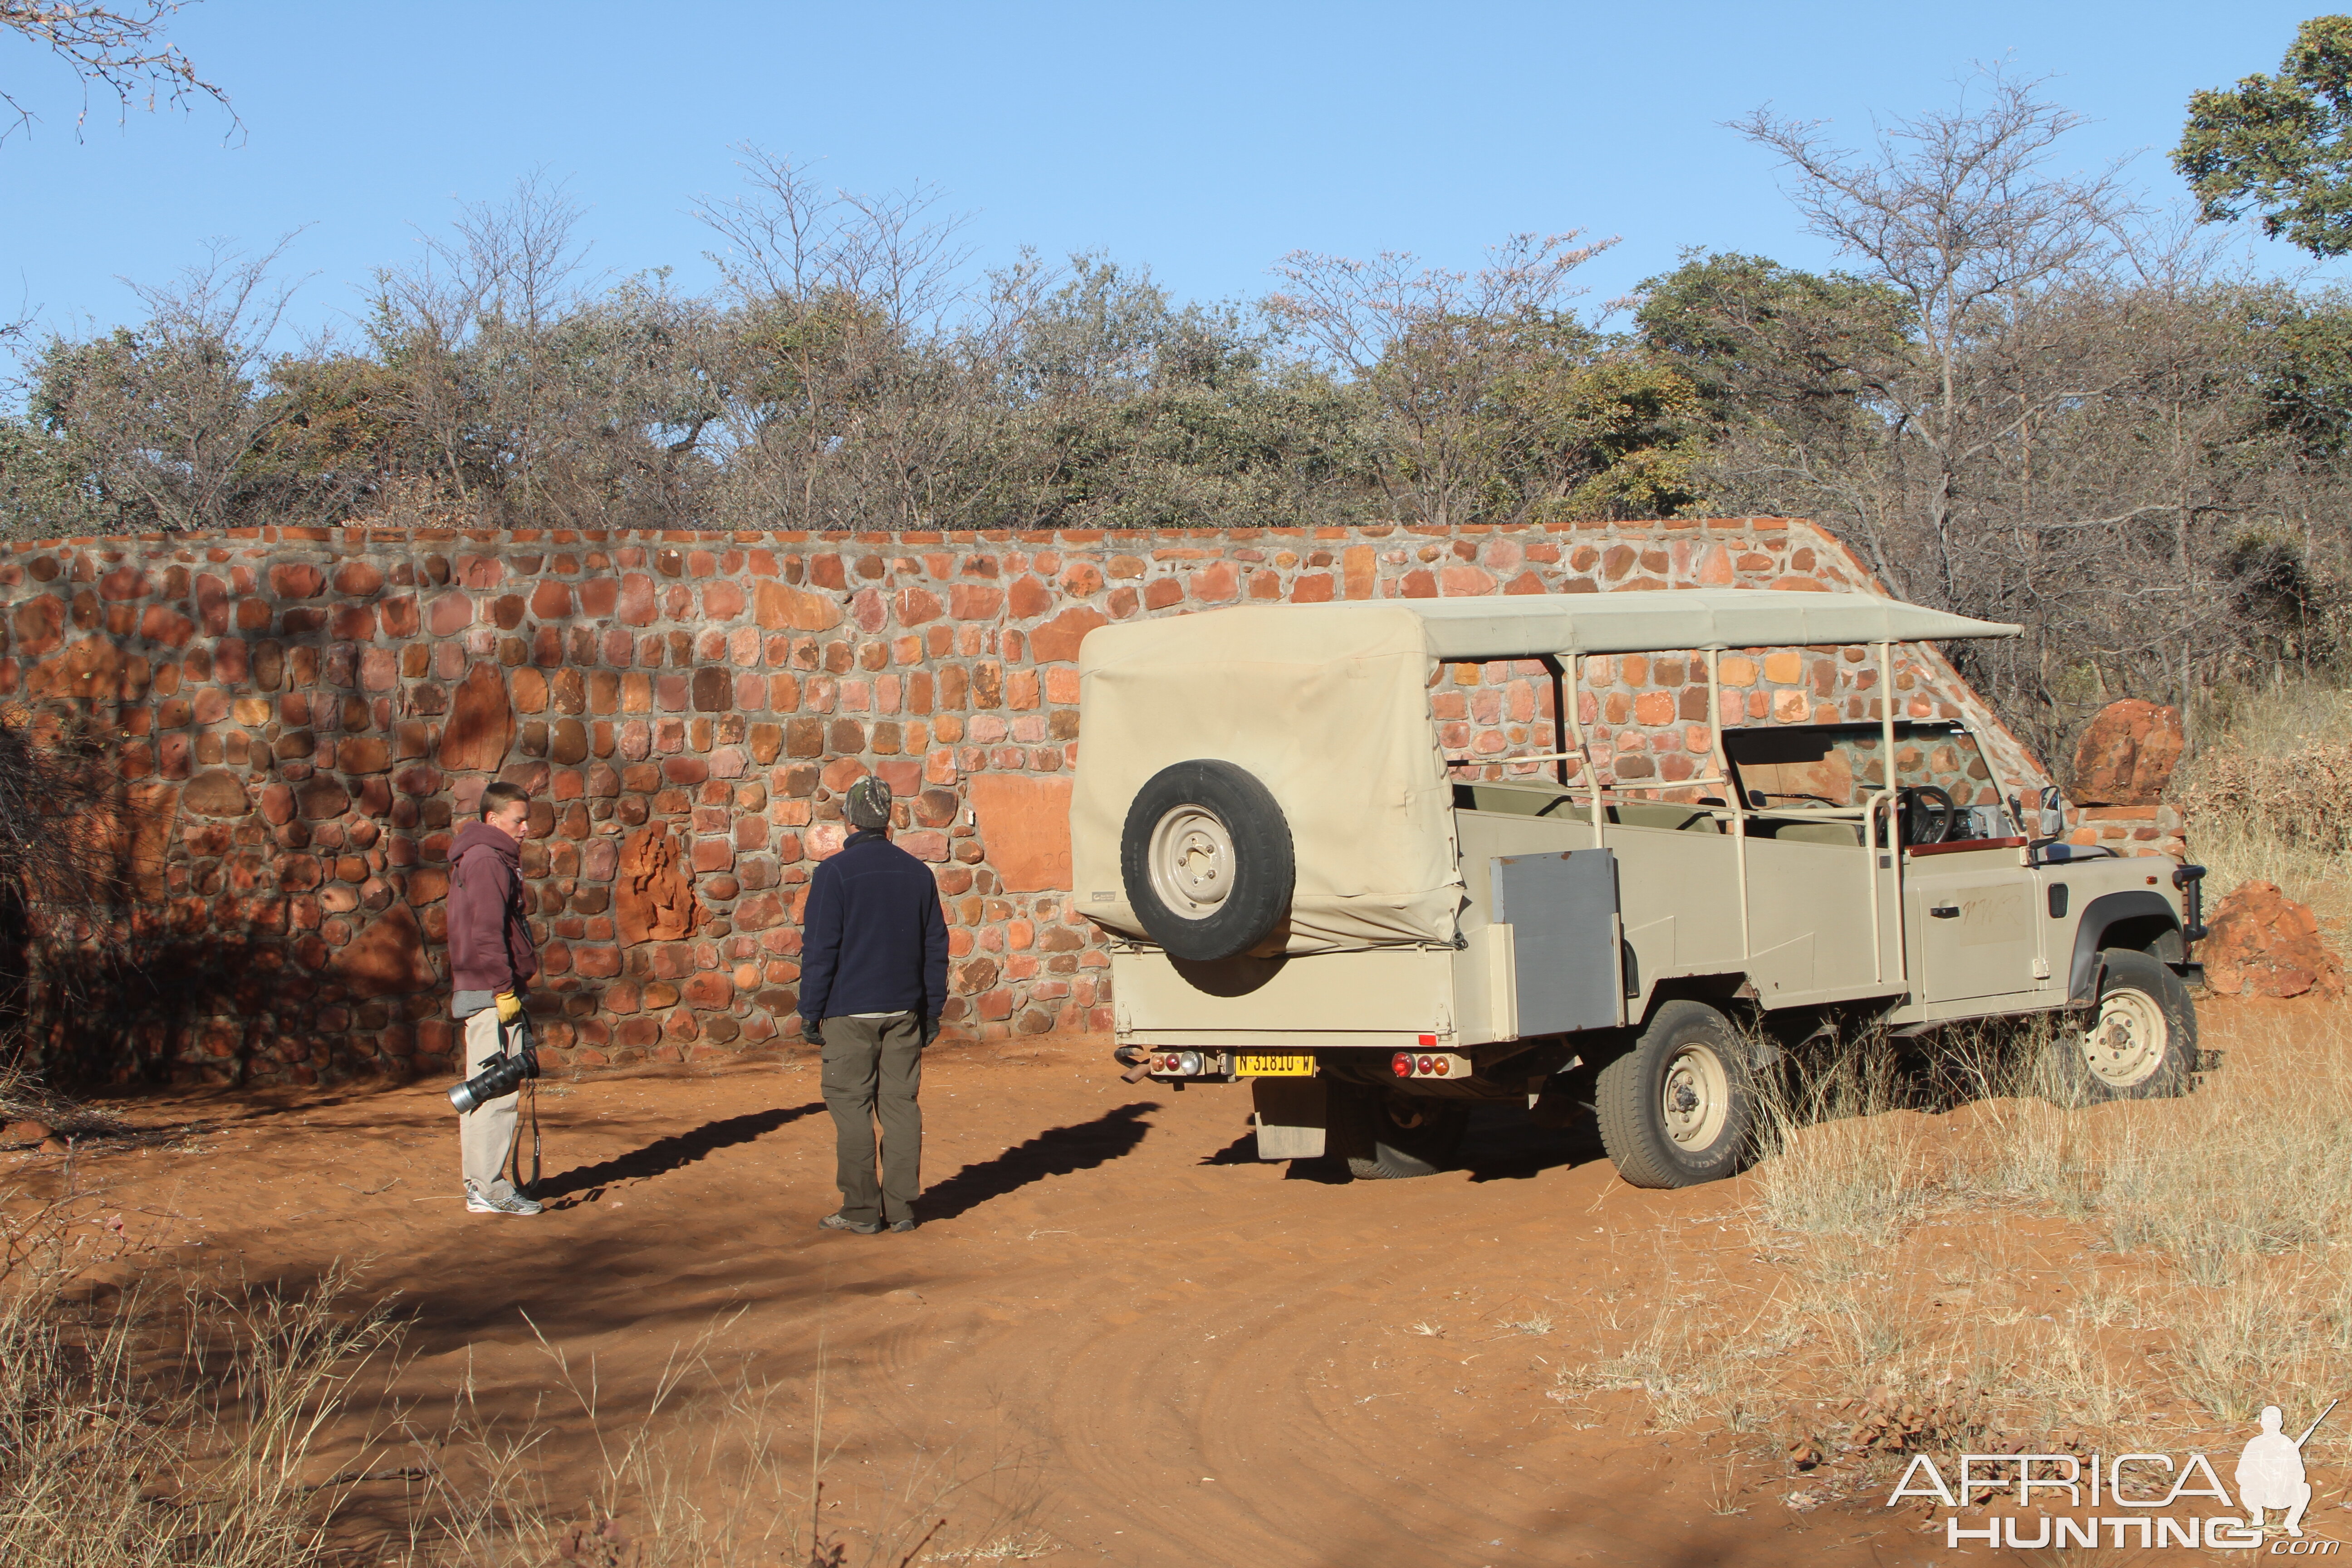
[1888,1396,2342,1551]
[2240,1400,2334,1539]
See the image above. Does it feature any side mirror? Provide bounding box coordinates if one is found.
[2037,784,2064,837]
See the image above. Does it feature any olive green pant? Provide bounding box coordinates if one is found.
[818,1013,924,1226]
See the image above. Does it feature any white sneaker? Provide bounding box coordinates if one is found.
[465,1179,542,1216]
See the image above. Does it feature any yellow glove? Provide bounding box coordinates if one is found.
[495,990,523,1024]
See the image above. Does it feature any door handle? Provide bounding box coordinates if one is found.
[1929,905,1960,919]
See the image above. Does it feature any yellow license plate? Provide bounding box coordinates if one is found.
[1236,1054,1315,1077]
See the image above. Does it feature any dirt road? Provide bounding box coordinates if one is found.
[26,1039,2077,1566]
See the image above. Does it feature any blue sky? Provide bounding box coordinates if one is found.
[0,1,2336,356]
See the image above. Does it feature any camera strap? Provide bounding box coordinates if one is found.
[505,1014,542,1198]
[516,1077,541,1196]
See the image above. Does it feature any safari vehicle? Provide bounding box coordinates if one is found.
[1068,592,2208,1189]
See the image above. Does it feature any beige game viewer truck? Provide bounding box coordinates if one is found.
[1068,592,2207,1188]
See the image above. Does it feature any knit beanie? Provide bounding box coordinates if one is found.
[845,776,893,831]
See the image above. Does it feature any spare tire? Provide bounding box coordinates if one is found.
[1119,760,1295,962]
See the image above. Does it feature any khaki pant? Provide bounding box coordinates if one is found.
[818,1013,923,1226]
[459,1008,523,1190]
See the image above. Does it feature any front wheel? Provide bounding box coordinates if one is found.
[2058,947,2198,1102]
[1594,1000,1757,1188]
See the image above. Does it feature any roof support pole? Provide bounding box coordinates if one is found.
[1707,649,1749,962]
[1541,656,1569,789]
[1877,640,1907,987]
[1565,655,1603,850]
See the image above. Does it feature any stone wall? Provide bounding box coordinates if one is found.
[2065,698,2190,861]
[0,515,2058,1087]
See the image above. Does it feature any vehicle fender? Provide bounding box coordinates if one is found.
[2067,891,2182,1003]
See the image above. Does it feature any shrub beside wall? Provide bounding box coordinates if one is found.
[0,515,2050,1086]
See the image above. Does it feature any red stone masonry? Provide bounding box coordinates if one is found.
[0,515,2057,1086]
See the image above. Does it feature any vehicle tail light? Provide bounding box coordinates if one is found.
[1176,1051,1202,1076]
[1391,1053,1414,1077]
[1431,1056,1450,1075]
[1416,1055,1433,1074]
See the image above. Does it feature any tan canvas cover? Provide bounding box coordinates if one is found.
[1405,591,2018,657]
[1072,605,1461,954]
[1069,593,2019,955]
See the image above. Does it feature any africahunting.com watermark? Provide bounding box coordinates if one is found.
[1887,1402,2340,1552]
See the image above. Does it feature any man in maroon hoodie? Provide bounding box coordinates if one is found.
[448,781,541,1215]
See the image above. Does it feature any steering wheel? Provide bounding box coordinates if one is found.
[1901,784,1957,846]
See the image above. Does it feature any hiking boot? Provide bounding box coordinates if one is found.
[887,1218,919,1234]
[818,1211,881,1235]
[466,1179,542,1216]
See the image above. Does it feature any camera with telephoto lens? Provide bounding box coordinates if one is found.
[448,1018,539,1114]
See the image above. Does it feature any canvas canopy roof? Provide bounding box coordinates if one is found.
[1404,590,2018,660]
[1069,591,2014,956]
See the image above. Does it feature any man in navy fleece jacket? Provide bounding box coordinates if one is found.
[799,776,949,1234]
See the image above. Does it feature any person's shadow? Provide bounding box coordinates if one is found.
[917,1101,1160,1222]
[537,1103,824,1204]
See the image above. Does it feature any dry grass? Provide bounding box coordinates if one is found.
[0,1186,399,1568]
[1559,1001,2352,1482]
[389,1319,1042,1568]
[2178,678,2352,943]
[0,1160,1037,1568]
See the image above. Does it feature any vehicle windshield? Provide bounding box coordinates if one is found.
[1724,722,2013,838]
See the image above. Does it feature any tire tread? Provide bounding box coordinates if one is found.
[1593,1000,1754,1190]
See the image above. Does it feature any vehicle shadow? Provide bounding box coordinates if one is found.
[1197,1102,1604,1182]
[536,1102,825,1203]
[1459,1098,1606,1182]
[1199,1127,1257,1166]
[919,1100,1160,1222]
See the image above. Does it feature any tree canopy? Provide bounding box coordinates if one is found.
[2176,14,2352,256]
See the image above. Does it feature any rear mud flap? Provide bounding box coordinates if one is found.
[1252,1078,1328,1160]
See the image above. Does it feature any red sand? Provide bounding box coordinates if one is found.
[19,1029,2260,1567]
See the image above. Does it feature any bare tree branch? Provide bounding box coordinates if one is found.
[0,0,236,143]
[1266,232,1619,526]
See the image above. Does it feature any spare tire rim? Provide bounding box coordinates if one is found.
[1147,804,1235,920]
[1661,1042,1730,1150]
[2084,988,2166,1087]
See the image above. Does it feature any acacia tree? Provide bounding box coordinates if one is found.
[28,238,313,531]
[969,254,1373,531]
[691,146,980,528]
[1264,232,1617,527]
[1646,70,2352,757]
[1636,255,1908,545]
[1735,68,2137,608]
[364,172,599,513]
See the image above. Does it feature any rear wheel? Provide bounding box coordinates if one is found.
[1595,1000,1757,1188]
[2058,947,2198,1101]
[1331,1083,1469,1180]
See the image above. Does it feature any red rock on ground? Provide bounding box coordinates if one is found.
[2070,698,2185,806]
[2200,879,2345,998]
